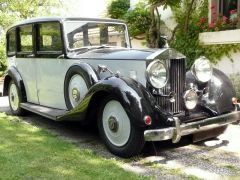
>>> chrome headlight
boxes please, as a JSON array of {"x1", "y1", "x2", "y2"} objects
[
  {"x1": 146, "y1": 60, "x2": 168, "y2": 89},
  {"x1": 191, "y1": 56, "x2": 212, "y2": 83},
  {"x1": 183, "y1": 89, "x2": 198, "y2": 110}
]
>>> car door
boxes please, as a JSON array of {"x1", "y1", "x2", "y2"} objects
[
  {"x1": 35, "y1": 22, "x2": 70, "y2": 110},
  {"x1": 15, "y1": 24, "x2": 39, "y2": 104}
]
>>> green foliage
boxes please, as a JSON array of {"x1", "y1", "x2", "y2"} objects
[
  {"x1": 108, "y1": 0, "x2": 180, "y2": 47},
  {"x1": 107, "y1": 0, "x2": 151, "y2": 38},
  {"x1": 124, "y1": 2, "x2": 151, "y2": 37},
  {"x1": 230, "y1": 73, "x2": 240, "y2": 99},
  {"x1": 170, "y1": 0, "x2": 208, "y2": 68},
  {"x1": 200, "y1": 43, "x2": 240, "y2": 64},
  {"x1": 0, "y1": 37, "x2": 6, "y2": 75},
  {"x1": 148, "y1": 0, "x2": 180, "y2": 8},
  {"x1": 171, "y1": 0, "x2": 240, "y2": 69},
  {"x1": 107, "y1": 0, "x2": 130, "y2": 19}
]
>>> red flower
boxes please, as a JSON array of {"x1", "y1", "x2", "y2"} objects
[
  {"x1": 209, "y1": 22, "x2": 215, "y2": 29},
  {"x1": 200, "y1": 17, "x2": 206, "y2": 23},
  {"x1": 230, "y1": 9, "x2": 237, "y2": 14},
  {"x1": 222, "y1": 16, "x2": 228, "y2": 22}
]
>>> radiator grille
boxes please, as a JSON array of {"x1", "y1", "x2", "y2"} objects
[{"x1": 156, "y1": 58, "x2": 186, "y2": 114}]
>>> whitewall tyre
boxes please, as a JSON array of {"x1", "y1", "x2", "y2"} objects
[
  {"x1": 8, "y1": 80, "x2": 24, "y2": 115},
  {"x1": 98, "y1": 97, "x2": 145, "y2": 157}
]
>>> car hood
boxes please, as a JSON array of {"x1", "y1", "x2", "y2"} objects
[{"x1": 67, "y1": 47, "x2": 185, "y2": 61}]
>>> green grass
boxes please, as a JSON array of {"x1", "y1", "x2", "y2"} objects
[
  {"x1": 220, "y1": 164, "x2": 240, "y2": 173},
  {"x1": 0, "y1": 113, "x2": 148, "y2": 180}
]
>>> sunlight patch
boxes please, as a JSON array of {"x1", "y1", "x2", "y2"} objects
[
  {"x1": 184, "y1": 167, "x2": 220, "y2": 179},
  {"x1": 204, "y1": 140, "x2": 224, "y2": 147}
]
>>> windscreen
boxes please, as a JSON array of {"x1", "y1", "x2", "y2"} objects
[{"x1": 64, "y1": 21, "x2": 128, "y2": 50}]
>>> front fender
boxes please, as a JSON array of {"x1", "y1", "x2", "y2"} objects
[
  {"x1": 186, "y1": 68, "x2": 235, "y2": 115},
  {"x1": 60, "y1": 76, "x2": 156, "y2": 127}
]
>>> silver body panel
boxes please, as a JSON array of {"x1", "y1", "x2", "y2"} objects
[{"x1": 11, "y1": 57, "x2": 147, "y2": 110}]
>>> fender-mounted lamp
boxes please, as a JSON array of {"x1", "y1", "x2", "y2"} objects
[{"x1": 144, "y1": 115, "x2": 152, "y2": 125}]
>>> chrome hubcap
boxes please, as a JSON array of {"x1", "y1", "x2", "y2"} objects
[
  {"x1": 9, "y1": 83, "x2": 19, "y2": 111},
  {"x1": 108, "y1": 116, "x2": 119, "y2": 132},
  {"x1": 72, "y1": 88, "x2": 80, "y2": 102}
]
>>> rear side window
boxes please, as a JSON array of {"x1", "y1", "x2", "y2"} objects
[
  {"x1": 7, "y1": 29, "x2": 16, "y2": 56},
  {"x1": 38, "y1": 22, "x2": 62, "y2": 52},
  {"x1": 19, "y1": 25, "x2": 33, "y2": 53}
]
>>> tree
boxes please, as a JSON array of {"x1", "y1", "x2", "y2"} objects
[
  {"x1": 107, "y1": 0, "x2": 130, "y2": 19},
  {"x1": 0, "y1": 0, "x2": 62, "y2": 73},
  {"x1": 108, "y1": 0, "x2": 151, "y2": 39},
  {"x1": 147, "y1": 0, "x2": 180, "y2": 47},
  {"x1": 170, "y1": 0, "x2": 208, "y2": 68},
  {"x1": 124, "y1": 2, "x2": 152, "y2": 39}
]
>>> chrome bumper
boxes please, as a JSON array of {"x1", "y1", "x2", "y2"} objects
[{"x1": 144, "y1": 111, "x2": 240, "y2": 143}]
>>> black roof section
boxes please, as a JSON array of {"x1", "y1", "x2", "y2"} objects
[{"x1": 8, "y1": 17, "x2": 126, "y2": 31}]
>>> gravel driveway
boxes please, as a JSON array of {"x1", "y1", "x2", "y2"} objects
[{"x1": 0, "y1": 94, "x2": 240, "y2": 179}]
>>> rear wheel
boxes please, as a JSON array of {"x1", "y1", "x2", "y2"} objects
[
  {"x1": 8, "y1": 80, "x2": 24, "y2": 115},
  {"x1": 98, "y1": 96, "x2": 145, "y2": 157}
]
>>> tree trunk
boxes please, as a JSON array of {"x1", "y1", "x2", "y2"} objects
[
  {"x1": 184, "y1": 0, "x2": 195, "y2": 33},
  {"x1": 155, "y1": 7, "x2": 161, "y2": 47},
  {"x1": 148, "y1": 5, "x2": 157, "y2": 48}
]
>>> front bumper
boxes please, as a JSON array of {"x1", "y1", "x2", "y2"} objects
[{"x1": 144, "y1": 111, "x2": 240, "y2": 143}]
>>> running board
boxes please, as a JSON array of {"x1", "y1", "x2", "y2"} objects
[{"x1": 21, "y1": 103, "x2": 68, "y2": 120}]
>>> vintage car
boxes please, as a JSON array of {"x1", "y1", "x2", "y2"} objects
[{"x1": 3, "y1": 17, "x2": 240, "y2": 157}]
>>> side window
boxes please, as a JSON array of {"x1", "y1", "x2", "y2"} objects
[
  {"x1": 7, "y1": 29, "x2": 16, "y2": 56},
  {"x1": 19, "y1": 25, "x2": 33, "y2": 53},
  {"x1": 38, "y1": 22, "x2": 62, "y2": 53}
]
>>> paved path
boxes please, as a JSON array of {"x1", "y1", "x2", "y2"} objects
[{"x1": 0, "y1": 92, "x2": 240, "y2": 179}]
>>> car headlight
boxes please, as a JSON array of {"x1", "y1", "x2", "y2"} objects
[
  {"x1": 183, "y1": 89, "x2": 198, "y2": 110},
  {"x1": 146, "y1": 60, "x2": 168, "y2": 89},
  {"x1": 191, "y1": 56, "x2": 212, "y2": 83}
]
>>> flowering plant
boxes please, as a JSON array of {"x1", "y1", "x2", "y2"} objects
[{"x1": 197, "y1": 8, "x2": 240, "y2": 32}]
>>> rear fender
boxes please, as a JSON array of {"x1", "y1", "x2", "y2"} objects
[{"x1": 3, "y1": 67, "x2": 27, "y2": 101}]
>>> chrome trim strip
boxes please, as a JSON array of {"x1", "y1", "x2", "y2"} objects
[
  {"x1": 146, "y1": 49, "x2": 168, "y2": 60},
  {"x1": 144, "y1": 111, "x2": 240, "y2": 142},
  {"x1": 146, "y1": 48, "x2": 186, "y2": 60}
]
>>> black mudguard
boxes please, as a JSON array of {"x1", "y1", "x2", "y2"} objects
[
  {"x1": 60, "y1": 76, "x2": 158, "y2": 128},
  {"x1": 186, "y1": 68, "x2": 236, "y2": 115},
  {"x1": 3, "y1": 67, "x2": 27, "y2": 101}
]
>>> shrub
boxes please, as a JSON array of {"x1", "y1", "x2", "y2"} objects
[{"x1": 230, "y1": 73, "x2": 240, "y2": 99}]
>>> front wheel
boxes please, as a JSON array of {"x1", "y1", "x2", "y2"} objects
[
  {"x1": 98, "y1": 97, "x2": 145, "y2": 157},
  {"x1": 8, "y1": 80, "x2": 25, "y2": 115}
]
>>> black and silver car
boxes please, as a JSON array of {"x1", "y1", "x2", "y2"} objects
[{"x1": 3, "y1": 17, "x2": 240, "y2": 157}]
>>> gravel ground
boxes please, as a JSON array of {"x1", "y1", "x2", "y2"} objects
[{"x1": 0, "y1": 94, "x2": 240, "y2": 179}]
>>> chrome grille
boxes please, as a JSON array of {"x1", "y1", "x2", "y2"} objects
[{"x1": 156, "y1": 58, "x2": 186, "y2": 114}]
